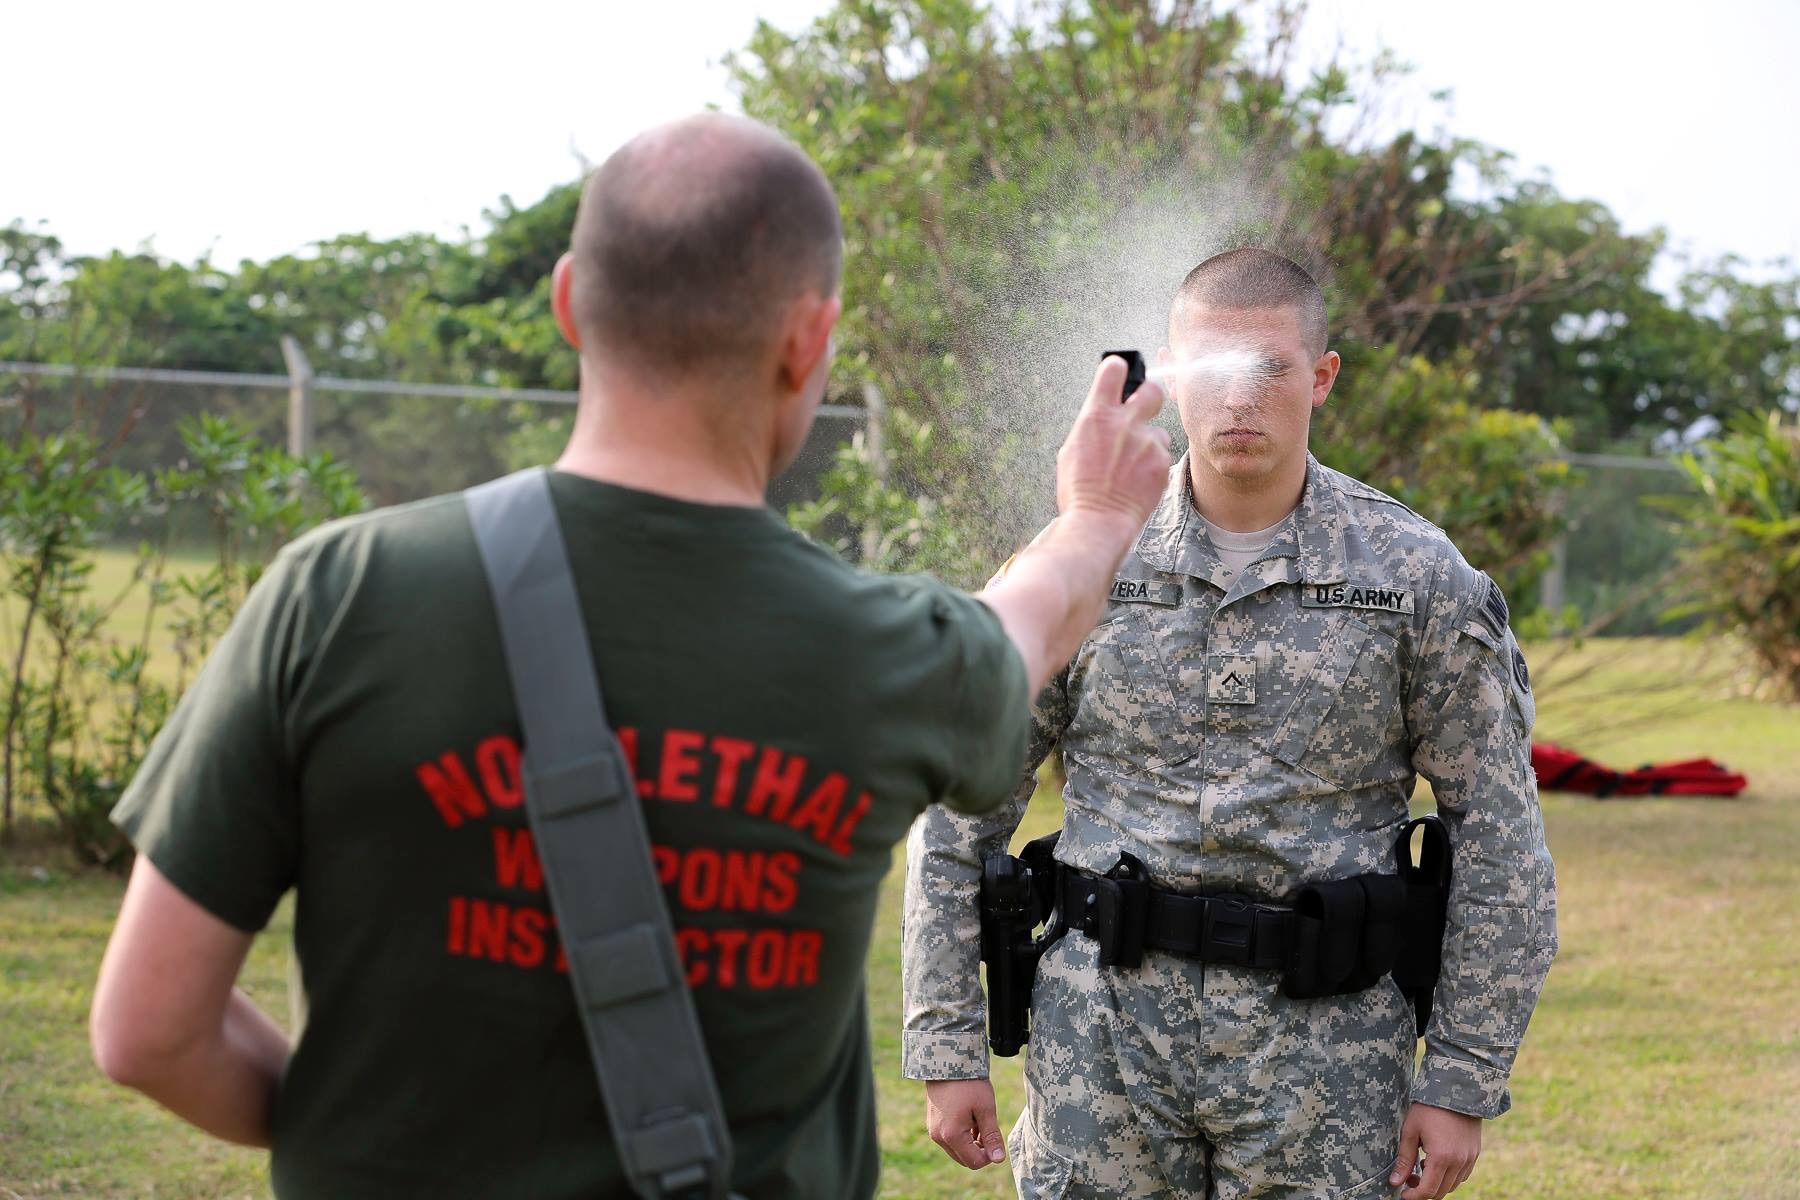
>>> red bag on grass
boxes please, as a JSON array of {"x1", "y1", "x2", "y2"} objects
[{"x1": 1530, "y1": 742, "x2": 1748, "y2": 798}]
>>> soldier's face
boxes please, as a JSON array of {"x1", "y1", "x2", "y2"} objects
[{"x1": 1160, "y1": 305, "x2": 1338, "y2": 486}]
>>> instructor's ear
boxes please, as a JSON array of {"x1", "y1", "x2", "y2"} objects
[
  {"x1": 552, "y1": 253, "x2": 581, "y2": 350},
  {"x1": 777, "y1": 293, "x2": 842, "y2": 392}
]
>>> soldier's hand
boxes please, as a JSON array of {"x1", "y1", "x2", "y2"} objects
[
  {"x1": 1055, "y1": 356, "x2": 1171, "y2": 534},
  {"x1": 924, "y1": 1077, "x2": 1006, "y2": 1170},
  {"x1": 1391, "y1": 1102, "x2": 1481, "y2": 1199}
]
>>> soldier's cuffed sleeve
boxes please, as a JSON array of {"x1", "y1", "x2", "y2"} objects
[
  {"x1": 901, "y1": 672, "x2": 1071, "y2": 1080},
  {"x1": 1404, "y1": 557, "x2": 1558, "y2": 1118}
]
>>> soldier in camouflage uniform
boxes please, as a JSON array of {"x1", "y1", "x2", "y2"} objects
[{"x1": 902, "y1": 250, "x2": 1557, "y2": 1200}]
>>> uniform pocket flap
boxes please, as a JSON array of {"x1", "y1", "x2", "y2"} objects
[{"x1": 1269, "y1": 618, "x2": 1374, "y2": 770}]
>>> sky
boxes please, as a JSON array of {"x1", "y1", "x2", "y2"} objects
[{"x1": 6, "y1": 0, "x2": 1795, "y2": 284}]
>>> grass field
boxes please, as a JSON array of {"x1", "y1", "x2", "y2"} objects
[{"x1": 2, "y1": 560, "x2": 1798, "y2": 1196}]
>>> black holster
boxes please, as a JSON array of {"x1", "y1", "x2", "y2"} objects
[
  {"x1": 978, "y1": 832, "x2": 1062, "y2": 1057},
  {"x1": 1390, "y1": 814, "x2": 1452, "y2": 1035}
]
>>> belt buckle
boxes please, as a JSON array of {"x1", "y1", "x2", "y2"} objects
[{"x1": 1201, "y1": 894, "x2": 1256, "y2": 967}]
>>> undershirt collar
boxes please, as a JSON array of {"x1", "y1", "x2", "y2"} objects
[{"x1": 1199, "y1": 510, "x2": 1291, "y2": 576}]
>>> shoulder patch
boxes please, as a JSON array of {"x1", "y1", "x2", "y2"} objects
[{"x1": 1477, "y1": 575, "x2": 1511, "y2": 639}]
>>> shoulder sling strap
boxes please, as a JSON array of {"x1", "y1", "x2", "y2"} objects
[{"x1": 466, "y1": 468, "x2": 735, "y2": 1200}]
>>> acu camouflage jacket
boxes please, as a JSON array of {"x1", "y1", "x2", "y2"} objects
[{"x1": 902, "y1": 455, "x2": 1558, "y2": 1118}]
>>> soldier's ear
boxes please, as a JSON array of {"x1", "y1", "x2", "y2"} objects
[{"x1": 1310, "y1": 349, "x2": 1340, "y2": 409}]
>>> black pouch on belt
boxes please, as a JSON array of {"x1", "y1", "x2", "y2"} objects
[{"x1": 1279, "y1": 872, "x2": 1408, "y2": 1000}]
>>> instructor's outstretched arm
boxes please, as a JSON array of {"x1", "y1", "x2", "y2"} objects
[
  {"x1": 911, "y1": 355, "x2": 1168, "y2": 1172},
  {"x1": 977, "y1": 355, "x2": 1170, "y2": 695}
]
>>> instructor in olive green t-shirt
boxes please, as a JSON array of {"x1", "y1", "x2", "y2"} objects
[{"x1": 89, "y1": 112, "x2": 1172, "y2": 1199}]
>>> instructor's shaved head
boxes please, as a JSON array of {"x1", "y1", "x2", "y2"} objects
[{"x1": 569, "y1": 113, "x2": 842, "y2": 376}]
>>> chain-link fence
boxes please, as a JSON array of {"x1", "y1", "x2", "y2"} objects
[
  {"x1": 1545, "y1": 454, "x2": 1694, "y2": 636},
  {"x1": 4, "y1": 359, "x2": 1699, "y2": 634},
  {"x1": 0, "y1": 360, "x2": 868, "y2": 535}
]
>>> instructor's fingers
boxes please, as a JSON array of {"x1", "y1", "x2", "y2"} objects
[
  {"x1": 1083, "y1": 356, "x2": 1130, "y2": 411},
  {"x1": 1119, "y1": 376, "x2": 1166, "y2": 424}
]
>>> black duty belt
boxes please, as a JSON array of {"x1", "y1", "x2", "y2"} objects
[
  {"x1": 1058, "y1": 866, "x2": 1295, "y2": 971},
  {"x1": 979, "y1": 819, "x2": 1452, "y2": 1058}
]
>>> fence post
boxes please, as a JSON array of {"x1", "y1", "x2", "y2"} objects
[
  {"x1": 1539, "y1": 530, "x2": 1568, "y2": 615},
  {"x1": 280, "y1": 336, "x2": 315, "y2": 457},
  {"x1": 1539, "y1": 467, "x2": 1570, "y2": 615},
  {"x1": 860, "y1": 380, "x2": 886, "y2": 564}
]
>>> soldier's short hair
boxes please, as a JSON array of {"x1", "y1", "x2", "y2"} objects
[
  {"x1": 569, "y1": 113, "x2": 842, "y2": 375},
  {"x1": 1172, "y1": 248, "x2": 1327, "y2": 356}
]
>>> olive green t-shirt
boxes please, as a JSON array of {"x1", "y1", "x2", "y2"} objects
[{"x1": 113, "y1": 471, "x2": 1029, "y2": 1199}]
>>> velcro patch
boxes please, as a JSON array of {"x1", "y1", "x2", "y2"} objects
[
  {"x1": 1110, "y1": 578, "x2": 1181, "y2": 606},
  {"x1": 1301, "y1": 583, "x2": 1414, "y2": 615},
  {"x1": 1479, "y1": 576, "x2": 1511, "y2": 637},
  {"x1": 1207, "y1": 655, "x2": 1256, "y2": 705}
]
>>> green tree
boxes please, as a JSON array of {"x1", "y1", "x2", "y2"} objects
[
  {"x1": 432, "y1": 185, "x2": 582, "y2": 391},
  {"x1": 1313, "y1": 345, "x2": 1570, "y2": 608},
  {"x1": 1659, "y1": 410, "x2": 1800, "y2": 697},
  {"x1": 230, "y1": 233, "x2": 467, "y2": 380},
  {"x1": 728, "y1": 0, "x2": 1592, "y2": 587},
  {"x1": 0, "y1": 411, "x2": 364, "y2": 861}
]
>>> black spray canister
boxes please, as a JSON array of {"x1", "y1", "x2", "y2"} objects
[{"x1": 1100, "y1": 349, "x2": 1147, "y2": 402}]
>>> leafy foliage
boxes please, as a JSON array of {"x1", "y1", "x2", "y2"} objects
[
  {"x1": 727, "y1": 0, "x2": 1638, "y2": 590},
  {"x1": 1313, "y1": 345, "x2": 1571, "y2": 609},
  {"x1": 0, "y1": 413, "x2": 365, "y2": 863},
  {"x1": 2, "y1": 0, "x2": 1797, "y2": 615},
  {"x1": 788, "y1": 412, "x2": 976, "y2": 583},
  {"x1": 1659, "y1": 411, "x2": 1800, "y2": 697}
]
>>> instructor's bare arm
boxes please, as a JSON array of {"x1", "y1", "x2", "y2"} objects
[
  {"x1": 91, "y1": 856, "x2": 291, "y2": 1147},
  {"x1": 978, "y1": 356, "x2": 1170, "y2": 694}
]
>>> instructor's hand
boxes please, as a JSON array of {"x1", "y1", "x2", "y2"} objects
[
  {"x1": 925, "y1": 1078, "x2": 1006, "y2": 1170},
  {"x1": 1391, "y1": 1103, "x2": 1481, "y2": 1199},
  {"x1": 1055, "y1": 355, "x2": 1171, "y2": 534}
]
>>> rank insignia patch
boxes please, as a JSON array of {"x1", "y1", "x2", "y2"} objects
[{"x1": 1207, "y1": 654, "x2": 1257, "y2": 705}]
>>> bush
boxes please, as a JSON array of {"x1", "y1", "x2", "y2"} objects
[
  {"x1": 1314, "y1": 346, "x2": 1571, "y2": 618},
  {"x1": 1660, "y1": 410, "x2": 1800, "y2": 698},
  {"x1": 787, "y1": 410, "x2": 977, "y2": 583},
  {"x1": 0, "y1": 415, "x2": 365, "y2": 864}
]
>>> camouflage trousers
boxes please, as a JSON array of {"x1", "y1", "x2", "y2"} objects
[{"x1": 1008, "y1": 932, "x2": 1414, "y2": 1199}]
